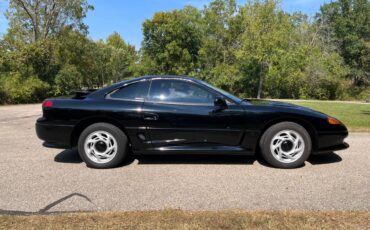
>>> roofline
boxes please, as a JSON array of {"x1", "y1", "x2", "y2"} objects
[{"x1": 138, "y1": 75, "x2": 199, "y2": 81}]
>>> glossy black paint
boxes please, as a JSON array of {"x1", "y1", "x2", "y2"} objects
[{"x1": 36, "y1": 76, "x2": 349, "y2": 155}]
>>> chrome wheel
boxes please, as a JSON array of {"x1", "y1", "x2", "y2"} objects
[
  {"x1": 84, "y1": 131, "x2": 118, "y2": 164},
  {"x1": 270, "y1": 130, "x2": 305, "y2": 163}
]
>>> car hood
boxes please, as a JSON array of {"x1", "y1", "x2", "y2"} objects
[
  {"x1": 243, "y1": 99, "x2": 326, "y2": 115},
  {"x1": 244, "y1": 99, "x2": 301, "y2": 107}
]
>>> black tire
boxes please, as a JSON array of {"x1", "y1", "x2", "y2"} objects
[
  {"x1": 259, "y1": 122, "x2": 311, "y2": 169},
  {"x1": 78, "y1": 122, "x2": 128, "y2": 169}
]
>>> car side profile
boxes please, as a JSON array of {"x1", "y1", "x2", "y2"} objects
[{"x1": 36, "y1": 76, "x2": 349, "y2": 169}]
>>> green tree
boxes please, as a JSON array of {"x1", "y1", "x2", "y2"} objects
[
  {"x1": 106, "y1": 32, "x2": 137, "y2": 82},
  {"x1": 0, "y1": 0, "x2": 368, "y2": 104},
  {"x1": 20, "y1": 40, "x2": 59, "y2": 83},
  {"x1": 1, "y1": 0, "x2": 94, "y2": 102},
  {"x1": 1, "y1": 72, "x2": 50, "y2": 104},
  {"x1": 54, "y1": 64, "x2": 82, "y2": 95},
  {"x1": 198, "y1": 0, "x2": 245, "y2": 94},
  {"x1": 142, "y1": 6, "x2": 203, "y2": 75},
  {"x1": 237, "y1": 0, "x2": 293, "y2": 98},
  {"x1": 317, "y1": 0, "x2": 370, "y2": 86},
  {"x1": 199, "y1": 0, "x2": 239, "y2": 69},
  {"x1": 5, "y1": 0, "x2": 93, "y2": 43},
  {"x1": 54, "y1": 28, "x2": 98, "y2": 87}
]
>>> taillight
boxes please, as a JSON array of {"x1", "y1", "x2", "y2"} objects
[{"x1": 42, "y1": 100, "x2": 53, "y2": 108}]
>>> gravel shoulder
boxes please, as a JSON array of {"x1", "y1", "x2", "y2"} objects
[{"x1": 0, "y1": 104, "x2": 369, "y2": 213}]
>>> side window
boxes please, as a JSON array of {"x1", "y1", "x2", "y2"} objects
[
  {"x1": 109, "y1": 81, "x2": 150, "y2": 100},
  {"x1": 149, "y1": 80, "x2": 217, "y2": 104}
]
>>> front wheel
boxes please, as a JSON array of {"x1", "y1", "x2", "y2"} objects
[
  {"x1": 259, "y1": 122, "x2": 311, "y2": 169},
  {"x1": 78, "y1": 123, "x2": 128, "y2": 169}
]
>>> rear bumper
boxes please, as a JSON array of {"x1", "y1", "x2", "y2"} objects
[
  {"x1": 35, "y1": 118, "x2": 74, "y2": 149},
  {"x1": 314, "y1": 130, "x2": 349, "y2": 154}
]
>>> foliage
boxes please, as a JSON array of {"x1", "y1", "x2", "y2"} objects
[
  {"x1": 1, "y1": 72, "x2": 50, "y2": 104},
  {"x1": 317, "y1": 0, "x2": 370, "y2": 86},
  {"x1": 237, "y1": 0, "x2": 294, "y2": 98},
  {"x1": 142, "y1": 6, "x2": 203, "y2": 75},
  {"x1": 0, "y1": 0, "x2": 369, "y2": 104},
  {"x1": 0, "y1": 82, "x2": 7, "y2": 103},
  {"x1": 54, "y1": 65, "x2": 82, "y2": 95},
  {"x1": 5, "y1": 0, "x2": 93, "y2": 43}
]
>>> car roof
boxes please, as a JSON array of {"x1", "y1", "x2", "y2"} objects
[{"x1": 126, "y1": 75, "x2": 199, "y2": 82}]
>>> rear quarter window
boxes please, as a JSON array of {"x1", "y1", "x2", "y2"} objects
[{"x1": 109, "y1": 80, "x2": 150, "y2": 101}]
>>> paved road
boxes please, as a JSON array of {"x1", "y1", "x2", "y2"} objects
[{"x1": 0, "y1": 104, "x2": 369, "y2": 214}]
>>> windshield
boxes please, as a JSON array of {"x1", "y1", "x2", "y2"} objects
[{"x1": 200, "y1": 80, "x2": 242, "y2": 104}]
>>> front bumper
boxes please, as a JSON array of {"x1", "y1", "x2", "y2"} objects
[
  {"x1": 35, "y1": 117, "x2": 75, "y2": 149},
  {"x1": 314, "y1": 130, "x2": 349, "y2": 154}
]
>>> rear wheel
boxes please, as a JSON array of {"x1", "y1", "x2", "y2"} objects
[
  {"x1": 78, "y1": 123, "x2": 128, "y2": 169},
  {"x1": 259, "y1": 122, "x2": 311, "y2": 168}
]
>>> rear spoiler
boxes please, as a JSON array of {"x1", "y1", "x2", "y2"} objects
[{"x1": 73, "y1": 89, "x2": 98, "y2": 99}]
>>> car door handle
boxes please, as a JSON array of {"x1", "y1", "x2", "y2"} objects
[{"x1": 143, "y1": 113, "x2": 159, "y2": 121}]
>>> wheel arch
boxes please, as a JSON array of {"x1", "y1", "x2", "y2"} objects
[
  {"x1": 70, "y1": 116, "x2": 131, "y2": 148},
  {"x1": 256, "y1": 117, "x2": 318, "y2": 153}
]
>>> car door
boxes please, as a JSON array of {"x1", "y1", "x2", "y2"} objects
[
  {"x1": 104, "y1": 80, "x2": 152, "y2": 152},
  {"x1": 142, "y1": 79, "x2": 246, "y2": 149}
]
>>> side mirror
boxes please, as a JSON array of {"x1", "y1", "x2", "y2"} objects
[{"x1": 214, "y1": 97, "x2": 228, "y2": 111}]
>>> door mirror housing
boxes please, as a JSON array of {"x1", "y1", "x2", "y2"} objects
[{"x1": 214, "y1": 97, "x2": 228, "y2": 111}]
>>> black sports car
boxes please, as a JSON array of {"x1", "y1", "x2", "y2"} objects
[{"x1": 36, "y1": 76, "x2": 349, "y2": 169}]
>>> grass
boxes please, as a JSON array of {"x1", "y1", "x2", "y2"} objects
[
  {"x1": 0, "y1": 210, "x2": 369, "y2": 230},
  {"x1": 278, "y1": 100, "x2": 370, "y2": 132}
]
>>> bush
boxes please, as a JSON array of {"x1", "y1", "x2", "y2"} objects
[
  {"x1": 357, "y1": 89, "x2": 370, "y2": 101},
  {"x1": 54, "y1": 65, "x2": 82, "y2": 96},
  {"x1": 2, "y1": 73, "x2": 50, "y2": 104},
  {"x1": 0, "y1": 87, "x2": 6, "y2": 104},
  {"x1": 344, "y1": 86, "x2": 370, "y2": 101}
]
